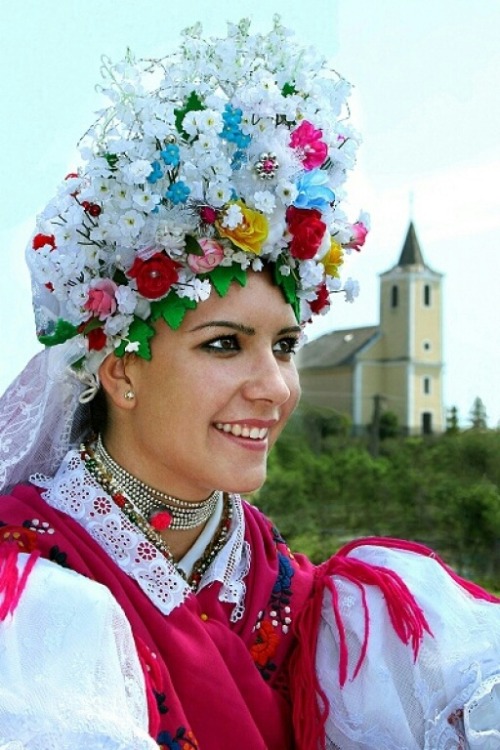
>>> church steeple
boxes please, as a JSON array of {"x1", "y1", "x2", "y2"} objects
[{"x1": 398, "y1": 222, "x2": 425, "y2": 268}]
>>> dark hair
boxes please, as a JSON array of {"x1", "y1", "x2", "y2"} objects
[{"x1": 89, "y1": 387, "x2": 108, "y2": 434}]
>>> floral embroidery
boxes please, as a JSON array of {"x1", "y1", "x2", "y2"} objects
[
  {"x1": 251, "y1": 619, "x2": 280, "y2": 670},
  {"x1": 22, "y1": 518, "x2": 55, "y2": 535},
  {"x1": 0, "y1": 524, "x2": 38, "y2": 552},
  {"x1": 157, "y1": 727, "x2": 199, "y2": 749},
  {"x1": 49, "y1": 545, "x2": 70, "y2": 568},
  {"x1": 250, "y1": 523, "x2": 295, "y2": 681}
]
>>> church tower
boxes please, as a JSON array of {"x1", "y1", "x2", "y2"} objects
[{"x1": 378, "y1": 222, "x2": 444, "y2": 434}]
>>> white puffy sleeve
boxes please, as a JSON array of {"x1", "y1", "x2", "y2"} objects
[
  {"x1": 0, "y1": 554, "x2": 158, "y2": 750},
  {"x1": 316, "y1": 544, "x2": 500, "y2": 750}
]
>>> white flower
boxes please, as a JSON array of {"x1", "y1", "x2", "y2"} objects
[
  {"x1": 344, "y1": 277, "x2": 360, "y2": 303},
  {"x1": 132, "y1": 188, "x2": 161, "y2": 212},
  {"x1": 253, "y1": 191, "x2": 276, "y2": 214},
  {"x1": 115, "y1": 285, "x2": 137, "y2": 314},
  {"x1": 123, "y1": 159, "x2": 153, "y2": 185},
  {"x1": 221, "y1": 204, "x2": 243, "y2": 230},
  {"x1": 119, "y1": 210, "x2": 145, "y2": 237},
  {"x1": 124, "y1": 340, "x2": 140, "y2": 353},
  {"x1": 207, "y1": 182, "x2": 232, "y2": 207},
  {"x1": 276, "y1": 180, "x2": 298, "y2": 206}
]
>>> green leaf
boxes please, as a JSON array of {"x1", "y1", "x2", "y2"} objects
[
  {"x1": 274, "y1": 266, "x2": 300, "y2": 321},
  {"x1": 174, "y1": 91, "x2": 205, "y2": 139},
  {"x1": 38, "y1": 319, "x2": 78, "y2": 347},
  {"x1": 282, "y1": 82, "x2": 298, "y2": 97},
  {"x1": 150, "y1": 294, "x2": 197, "y2": 329},
  {"x1": 103, "y1": 152, "x2": 119, "y2": 170},
  {"x1": 184, "y1": 234, "x2": 203, "y2": 256},
  {"x1": 115, "y1": 317, "x2": 156, "y2": 360},
  {"x1": 205, "y1": 264, "x2": 247, "y2": 297}
]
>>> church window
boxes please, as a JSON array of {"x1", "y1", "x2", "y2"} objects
[
  {"x1": 423, "y1": 376, "x2": 431, "y2": 394},
  {"x1": 423, "y1": 340, "x2": 431, "y2": 351},
  {"x1": 424, "y1": 284, "x2": 431, "y2": 306},
  {"x1": 391, "y1": 285, "x2": 398, "y2": 308}
]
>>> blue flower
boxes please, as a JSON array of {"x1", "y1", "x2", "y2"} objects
[
  {"x1": 293, "y1": 169, "x2": 335, "y2": 210},
  {"x1": 222, "y1": 104, "x2": 243, "y2": 126},
  {"x1": 147, "y1": 160, "x2": 164, "y2": 184},
  {"x1": 165, "y1": 181, "x2": 190, "y2": 205},
  {"x1": 160, "y1": 144, "x2": 180, "y2": 167}
]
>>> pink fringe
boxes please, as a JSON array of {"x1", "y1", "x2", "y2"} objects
[{"x1": 0, "y1": 546, "x2": 40, "y2": 621}]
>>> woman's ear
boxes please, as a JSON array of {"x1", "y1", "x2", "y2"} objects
[{"x1": 98, "y1": 354, "x2": 136, "y2": 410}]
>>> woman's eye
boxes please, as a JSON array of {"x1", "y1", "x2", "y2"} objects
[
  {"x1": 273, "y1": 337, "x2": 299, "y2": 356},
  {"x1": 202, "y1": 335, "x2": 240, "y2": 352}
]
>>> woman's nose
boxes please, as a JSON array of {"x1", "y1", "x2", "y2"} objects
[{"x1": 242, "y1": 352, "x2": 293, "y2": 406}]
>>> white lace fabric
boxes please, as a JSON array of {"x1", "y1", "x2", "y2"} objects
[
  {"x1": 0, "y1": 555, "x2": 157, "y2": 750},
  {"x1": 35, "y1": 449, "x2": 249, "y2": 618},
  {"x1": 316, "y1": 544, "x2": 500, "y2": 750},
  {"x1": 0, "y1": 348, "x2": 89, "y2": 494}
]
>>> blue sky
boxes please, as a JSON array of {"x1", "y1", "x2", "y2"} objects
[{"x1": 1, "y1": 0, "x2": 499, "y2": 425}]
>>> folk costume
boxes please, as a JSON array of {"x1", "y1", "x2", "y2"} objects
[{"x1": 1, "y1": 19, "x2": 500, "y2": 750}]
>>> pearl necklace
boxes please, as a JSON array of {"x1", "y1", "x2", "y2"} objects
[
  {"x1": 81, "y1": 440, "x2": 233, "y2": 591},
  {"x1": 94, "y1": 434, "x2": 220, "y2": 531}
]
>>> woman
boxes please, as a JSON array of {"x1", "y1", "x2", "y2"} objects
[{"x1": 0, "y1": 18, "x2": 499, "y2": 750}]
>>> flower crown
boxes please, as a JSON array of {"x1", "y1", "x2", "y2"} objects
[{"x1": 27, "y1": 17, "x2": 368, "y2": 375}]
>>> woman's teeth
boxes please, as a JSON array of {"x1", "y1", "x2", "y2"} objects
[{"x1": 215, "y1": 423, "x2": 268, "y2": 440}]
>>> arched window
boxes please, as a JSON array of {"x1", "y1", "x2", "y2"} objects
[
  {"x1": 391, "y1": 285, "x2": 398, "y2": 308},
  {"x1": 424, "y1": 284, "x2": 431, "y2": 306},
  {"x1": 423, "y1": 376, "x2": 431, "y2": 395}
]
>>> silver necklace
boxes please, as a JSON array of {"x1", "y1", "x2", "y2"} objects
[{"x1": 94, "y1": 434, "x2": 221, "y2": 531}]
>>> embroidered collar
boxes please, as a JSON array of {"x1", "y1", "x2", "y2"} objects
[{"x1": 34, "y1": 450, "x2": 249, "y2": 619}]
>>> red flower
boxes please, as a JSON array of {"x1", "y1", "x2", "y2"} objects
[
  {"x1": 250, "y1": 620, "x2": 280, "y2": 666},
  {"x1": 32, "y1": 233, "x2": 56, "y2": 251},
  {"x1": 309, "y1": 282, "x2": 331, "y2": 315},
  {"x1": 128, "y1": 253, "x2": 180, "y2": 300},
  {"x1": 286, "y1": 206, "x2": 326, "y2": 260},
  {"x1": 87, "y1": 327, "x2": 107, "y2": 351},
  {"x1": 200, "y1": 205, "x2": 218, "y2": 224}
]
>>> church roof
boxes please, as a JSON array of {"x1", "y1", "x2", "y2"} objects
[
  {"x1": 297, "y1": 325, "x2": 379, "y2": 370},
  {"x1": 397, "y1": 221, "x2": 425, "y2": 267}
]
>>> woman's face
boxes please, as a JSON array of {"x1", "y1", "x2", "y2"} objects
[{"x1": 108, "y1": 271, "x2": 301, "y2": 499}]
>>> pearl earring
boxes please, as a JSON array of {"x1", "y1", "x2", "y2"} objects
[{"x1": 124, "y1": 389, "x2": 135, "y2": 401}]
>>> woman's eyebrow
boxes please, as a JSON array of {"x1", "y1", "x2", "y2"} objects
[{"x1": 188, "y1": 321, "x2": 256, "y2": 335}]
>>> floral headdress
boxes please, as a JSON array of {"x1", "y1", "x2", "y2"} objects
[{"x1": 27, "y1": 17, "x2": 368, "y2": 377}]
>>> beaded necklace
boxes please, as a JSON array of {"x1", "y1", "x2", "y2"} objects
[{"x1": 80, "y1": 440, "x2": 233, "y2": 591}]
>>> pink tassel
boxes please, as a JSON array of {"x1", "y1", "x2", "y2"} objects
[
  {"x1": 0, "y1": 545, "x2": 40, "y2": 621},
  {"x1": 338, "y1": 537, "x2": 500, "y2": 604}
]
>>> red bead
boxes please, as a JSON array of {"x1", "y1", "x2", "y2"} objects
[
  {"x1": 113, "y1": 493, "x2": 126, "y2": 508},
  {"x1": 150, "y1": 511, "x2": 172, "y2": 531}
]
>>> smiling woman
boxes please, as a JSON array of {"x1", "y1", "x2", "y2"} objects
[{"x1": 0, "y1": 18, "x2": 500, "y2": 750}]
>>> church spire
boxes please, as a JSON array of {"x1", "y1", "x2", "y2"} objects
[{"x1": 398, "y1": 222, "x2": 425, "y2": 268}]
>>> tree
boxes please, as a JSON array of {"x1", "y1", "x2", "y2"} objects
[
  {"x1": 446, "y1": 406, "x2": 460, "y2": 435},
  {"x1": 469, "y1": 397, "x2": 488, "y2": 430}
]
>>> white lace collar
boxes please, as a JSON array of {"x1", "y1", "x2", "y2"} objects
[{"x1": 33, "y1": 450, "x2": 250, "y2": 620}]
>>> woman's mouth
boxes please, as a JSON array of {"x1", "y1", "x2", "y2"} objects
[{"x1": 214, "y1": 422, "x2": 269, "y2": 440}]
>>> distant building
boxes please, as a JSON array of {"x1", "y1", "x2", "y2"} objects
[{"x1": 297, "y1": 223, "x2": 445, "y2": 435}]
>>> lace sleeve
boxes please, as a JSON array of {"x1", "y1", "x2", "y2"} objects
[
  {"x1": 316, "y1": 545, "x2": 500, "y2": 750},
  {"x1": 0, "y1": 555, "x2": 157, "y2": 750}
]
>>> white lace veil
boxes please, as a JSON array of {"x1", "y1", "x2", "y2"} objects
[{"x1": 0, "y1": 342, "x2": 94, "y2": 493}]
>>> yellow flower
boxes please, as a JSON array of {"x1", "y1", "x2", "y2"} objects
[
  {"x1": 217, "y1": 201, "x2": 269, "y2": 254},
  {"x1": 321, "y1": 239, "x2": 344, "y2": 277}
]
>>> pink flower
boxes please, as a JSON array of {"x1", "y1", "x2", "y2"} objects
[
  {"x1": 187, "y1": 238, "x2": 225, "y2": 273},
  {"x1": 84, "y1": 279, "x2": 118, "y2": 320},
  {"x1": 345, "y1": 221, "x2": 368, "y2": 251},
  {"x1": 290, "y1": 120, "x2": 328, "y2": 171}
]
